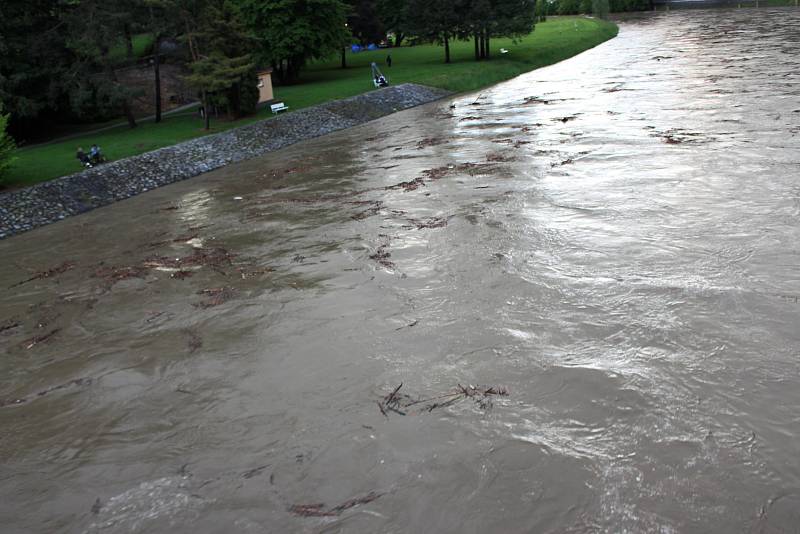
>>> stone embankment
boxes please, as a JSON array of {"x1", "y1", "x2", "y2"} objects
[{"x1": 0, "y1": 83, "x2": 449, "y2": 239}]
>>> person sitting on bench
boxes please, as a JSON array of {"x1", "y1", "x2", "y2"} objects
[
  {"x1": 76, "y1": 147, "x2": 92, "y2": 168},
  {"x1": 88, "y1": 144, "x2": 105, "y2": 165}
]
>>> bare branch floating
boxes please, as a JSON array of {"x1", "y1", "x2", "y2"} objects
[
  {"x1": 289, "y1": 491, "x2": 382, "y2": 517},
  {"x1": 377, "y1": 383, "x2": 509, "y2": 417}
]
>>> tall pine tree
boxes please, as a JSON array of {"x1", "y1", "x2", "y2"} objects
[{"x1": 179, "y1": 0, "x2": 256, "y2": 129}]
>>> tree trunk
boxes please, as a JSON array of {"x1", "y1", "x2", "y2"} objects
[
  {"x1": 202, "y1": 90, "x2": 210, "y2": 130},
  {"x1": 124, "y1": 23, "x2": 134, "y2": 59},
  {"x1": 122, "y1": 100, "x2": 137, "y2": 129},
  {"x1": 341, "y1": 47, "x2": 347, "y2": 69},
  {"x1": 486, "y1": 33, "x2": 490, "y2": 59},
  {"x1": 104, "y1": 58, "x2": 137, "y2": 129},
  {"x1": 479, "y1": 31, "x2": 486, "y2": 59},
  {"x1": 474, "y1": 33, "x2": 479, "y2": 60},
  {"x1": 154, "y1": 35, "x2": 162, "y2": 123},
  {"x1": 444, "y1": 33, "x2": 450, "y2": 63},
  {"x1": 288, "y1": 55, "x2": 304, "y2": 83},
  {"x1": 394, "y1": 33, "x2": 404, "y2": 47}
]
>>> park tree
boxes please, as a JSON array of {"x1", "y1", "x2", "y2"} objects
[
  {"x1": 534, "y1": 0, "x2": 549, "y2": 21},
  {"x1": 347, "y1": 0, "x2": 386, "y2": 46},
  {"x1": 407, "y1": 0, "x2": 463, "y2": 63},
  {"x1": 376, "y1": 0, "x2": 411, "y2": 46},
  {"x1": 0, "y1": 0, "x2": 73, "y2": 140},
  {"x1": 65, "y1": 0, "x2": 145, "y2": 129},
  {"x1": 143, "y1": 0, "x2": 183, "y2": 123},
  {"x1": 491, "y1": 0, "x2": 538, "y2": 42},
  {"x1": 179, "y1": 0, "x2": 256, "y2": 129},
  {"x1": 236, "y1": 0, "x2": 351, "y2": 84},
  {"x1": 0, "y1": 103, "x2": 16, "y2": 185},
  {"x1": 468, "y1": 0, "x2": 537, "y2": 60},
  {"x1": 592, "y1": 0, "x2": 610, "y2": 17},
  {"x1": 463, "y1": 0, "x2": 491, "y2": 60}
]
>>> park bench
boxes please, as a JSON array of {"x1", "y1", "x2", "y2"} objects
[{"x1": 270, "y1": 102, "x2": 289, "y2": 114}]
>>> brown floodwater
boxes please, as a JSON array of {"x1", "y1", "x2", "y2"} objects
[{"x1": 2, "y1": 8, "x2": 800, "y2": 533}]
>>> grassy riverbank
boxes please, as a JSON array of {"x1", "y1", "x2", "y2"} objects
[{"x1": 5, "y1": 17, "x2": 617, "y2": 189}]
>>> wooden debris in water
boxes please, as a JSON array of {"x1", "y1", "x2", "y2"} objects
[
  {"x1": 421, "y1": 166, "x2": 450, "y2": 180},
  {"x1": 651, "y1": 128, "x2": 707, "y2": 145},
  {"x1": 377, "y1": 383, "x2": 509, "y2": 417},
  {"x1": 352, "y1": 200, "x2": 385, "y2": 218},
  {"x1": 0, "y1": 377, "x2": 92, "y2": 408},
  {"x1": 408, "y1": 216, "x2": 448, "y2": 229},
  {"x1": 0, "y1": 319, "x2": 21, "y2": 334},
  {"x1": 386, "y1": 178, "x2": 425, "y2": 192},
  {"x1": 241, "y1": 465, "x2": 270, "y2": 479},
  {"x1": 289, "y1": 491, "x2": 382, "y2": 517},
  {"x1": 195, "y1": 287, "x2": 237, "y2": 308},
  {"x1": 184, "y1": 329, "x2": 203, "y2": 353},
  {"x1": 416, "y1": 137, "x2": 446, "y2": 149},
  {"x1": 369, "y1": 244, "x2": 394, "y2": 269},
  {"x1": 93, "y1": 264, "x2": 148, "y2": 285},
  {"x1": 486, "y1": 153, "x2": 512, "y2": 163},
  {"x1": 9, "y1": 261, "x2": 75, "y2": 289},
  {"x1": 237, "y1": 266, "x2": 274, "y2": 279},
  {"x1": 143, "y1": 247, "x2": 234, "y2": 270},
  {"x1": 552, "y1": 158, "x2": 574, "y2": 167},
  {"x1": 146, "y1": 232, "x2": 200, "y2": 248},
  {"x1": 22, "y1": 328, "x2": 61, "y2": 349},
  {"x1": 522, "y1": 96, "x2": 551, "y2": 105}
]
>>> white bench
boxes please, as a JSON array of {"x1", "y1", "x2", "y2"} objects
[{"x1": 270, "y1": 102, "x2": 289, "y2": 114}]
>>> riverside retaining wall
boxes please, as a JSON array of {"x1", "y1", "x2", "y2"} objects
[{"x1": 0, "y1": 83, "x2": 450, "y2": 240}]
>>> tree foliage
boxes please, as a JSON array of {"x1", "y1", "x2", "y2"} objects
[
  {"x1": 143, "y1": 0, "x2": 184, "y2": 123},
  {"x1": 236, "y1": 0, "x2": 350, "y2": 84},
  {"x1": 553, "y1": 0, "x2": 647, "y2": 14},
  {"x1": 407, "y1": 0, "x2": 537, "y2": 63},
  {"x1": 65, "y1": 0, "x2": 146, "y2": 128},
  {"x1": 0, "y1": 0, "x2": 73, "y2": 140},
  {"x1": 0, "y1": 104, "x2": 16, "y2": 185},
  {"x1": 376, "y1": 0, "x2": 411, "y2": 46},
  {"x1": 179, "y1": 0, "x2": 256, "y2": 129},
  {"x1": 346, "y1": 0, "x2": 386, "y2": 46}
]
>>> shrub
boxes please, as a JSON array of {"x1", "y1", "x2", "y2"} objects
[{"x1": 0, "y1": 107, "x2": 17, "y2": 185}]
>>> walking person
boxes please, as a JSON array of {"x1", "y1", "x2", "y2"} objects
[{"x1": 386, "y1": 54, "x2": 392, "y2": 68}]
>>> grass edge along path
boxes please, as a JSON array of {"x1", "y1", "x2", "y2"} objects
[{"x1": 5, "y1": 17, "x2": 618, "y2": 189}]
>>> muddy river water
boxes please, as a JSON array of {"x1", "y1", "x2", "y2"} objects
[{"x1": 2, "y1": 8, "x2": 800, "y2": 533}]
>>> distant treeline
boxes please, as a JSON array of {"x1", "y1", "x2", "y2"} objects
[
  {"x1": 0, "y1": 0, "x2": 541, "y2": 143},
  {"x1": 545, "y1": 0, "x2": 652, "y2": 15}
]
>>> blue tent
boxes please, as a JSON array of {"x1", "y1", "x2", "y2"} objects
[
  {"x1": 367, "y1": 43, "x2": 378, "y2": 51},
  {"x1": 351, "y1": 44, "x2": 362, "y2": 53}
]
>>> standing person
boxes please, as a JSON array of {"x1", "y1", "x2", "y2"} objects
[{"x1": 386, "y1": 54, "x2": 392, "y2": 67}]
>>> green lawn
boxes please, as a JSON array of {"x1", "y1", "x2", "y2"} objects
[{"x1": 4, "y1": 17, "x2": 617, "y2": 189}]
